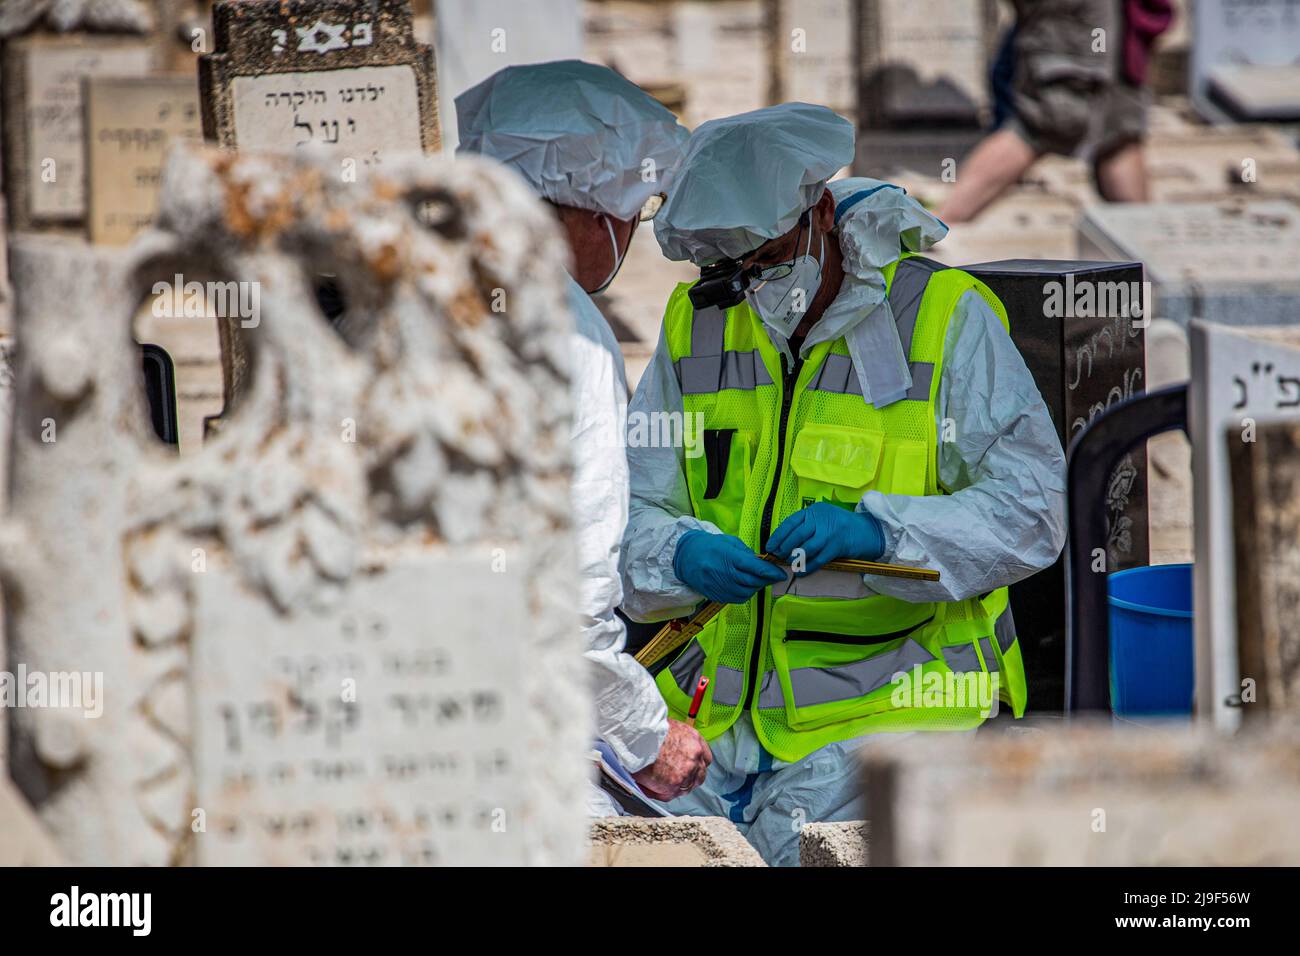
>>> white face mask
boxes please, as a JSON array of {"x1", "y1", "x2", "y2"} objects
[
  {"x1": 591, "y1": 214, "x2": 627, "y2": 294},
  {"x1": 745, "y1": 225, "x2": 824, "y2": 339}
]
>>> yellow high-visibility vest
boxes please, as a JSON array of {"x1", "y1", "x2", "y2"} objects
[{"x1": 655, "y1": 253, "x2": 1027, "y2": 762}]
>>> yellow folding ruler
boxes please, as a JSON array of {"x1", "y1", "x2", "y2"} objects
[{"x1": 633, "y1": 555, "x2": 940, "y2": 669}]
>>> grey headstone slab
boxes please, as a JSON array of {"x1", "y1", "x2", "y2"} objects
[
  {"x1": 1189, "y1": 321, "x2": 1300, "y2": 732},
  {"x1": 856, "y1": 0, "x2": 999, "y2": 127},
  {"x1": 0, "y1": 34, "x2": 156, "y2": 231},
  {"x1": 199, "y1": 0, "x2": 440, "y2": 155},
  {"x1": 1209, "y1": 65, "x2": 1300, "y2": 122},
  {"x1": 1191, "y1": 0, "x2": 1300, "y2": 121}
]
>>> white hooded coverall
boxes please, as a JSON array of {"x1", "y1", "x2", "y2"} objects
[{"x1": 620, "y1": 178, "x2": 1068, "y2": 865}]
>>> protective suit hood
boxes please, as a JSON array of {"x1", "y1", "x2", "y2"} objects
[
  {"x1": 654, "y1": 103, "x2": 853, "y2": 265},
  {"x1": 455, "y1": 60, "x2": 688, "y2": 221},
  {"x1": 790, "y1": 178, "x2": 949, "y2": 407}
]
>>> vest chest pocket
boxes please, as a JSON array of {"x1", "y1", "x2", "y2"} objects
[
  {"x1": 688, "y1": 429, "x2": 753, "y2": 528},
  {"x1": 790, "y1": 424, "x2": 881, "y2": 505},
  {"x1": 790, "y1": 423, "x2": 928, "y2": 502}
]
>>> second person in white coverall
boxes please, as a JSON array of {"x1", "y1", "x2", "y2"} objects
[
  {"x1": 456, "y1": 61, "x2": 711, "y2": 807},
  {"x1": 620, "y1": 104, "x2": 1067, "y2": 865}
]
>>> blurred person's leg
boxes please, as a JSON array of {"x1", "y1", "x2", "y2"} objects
[
  {"x1": 1092, "y1": 79, "x2": 1150, "y2": 202},
  {"x1": 939, "y1": 0, "x2": 1114, "y2": 223},
  {"x1": 1094, "y1": 141, "x2": 1148, "y2": 201},
  {"x1": 937, "y1": 129, "x2": 1039, "y2": 223}
]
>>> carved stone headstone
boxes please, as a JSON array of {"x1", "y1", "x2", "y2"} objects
[
  {"x1": 0, "y1": 34, "x2": 156, "y2": 230},
  {"x1": 864, "y1": 725, "x2": 1300, "y2": 865},
  {"x1": 1191, "y1": 0, "x2": 1300, "y2": 122},
  {"x1": 2, "y1": 145, "x2": 584, "y2": 865},
  {"x1": 1078, "y1": 201, "x2": 1300, "y2": 328},
  {"x1": 855, "y1": 0, "x2": 998, "y2": 127},
  {"x1": 1230, "y1": 421, "x2": 1300, "y2": 721},
  {"x1": 85, "y1": 75, "x2": 203, "y2": 245},
  {"x1": 769, "y1": 0, "x2": 856, "y2": 116},
  {"x1": 199, "y1": 0, "x2": 440, "y2": 160},
  {"x1": 1189, "y1": 321, "x2": 1300, "y2": 732},
  {"x1": 851, "y1": 0, "x2": 998, "y2": 177},
  {"x1": 964, "y1": 259, "x2": 1148, "y2": 711}
]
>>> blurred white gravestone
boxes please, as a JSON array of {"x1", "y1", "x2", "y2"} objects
[
  {"x1": 0, "y1": 35, "x2": 155, "y2": 229},
  {"x1": 2, "y1": 145, "x2": 585, "y2": 865},
  {"x1": 1189, "y1": 321, "x2": 1300, "y2": 731},
  {"x1": 1191, "y1": 0, "x2": 1300, "y2": 122},
  {"x1": 771, "y1": 0, "x2": 856, "y2": 116},
  {"x1": 856, "y1": 0, "x2": 997, "y2": 126},
  {"x1": 865, "y1": 726, "x2": 1300, "y2": 865},
  {"x1": 433, "y1": 0, "x2": 581, "y2": 153},
  {"x1": 85, "y1": 76, "x2": 204, "y2": 245},
  {"x1": 1079, "y1": 201, "x2": 1300, "y2": 328}
]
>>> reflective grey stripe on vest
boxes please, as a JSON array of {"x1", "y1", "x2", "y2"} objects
[
  {"x1": 807, "y1": 356, "x2": 934, "y2": 402},
  {"x1": 942, "y1": 643, "x2": 982, "y2": 673},
  {"x1": 712, "y1": 664, "x2": 746, "y2": 709},
  {"x1": 980, "y1": 638, "x2": 999, "y2": 674},
  {"x1": 890, "y1": 256, "x2": 945, "y2": 358},
  {"x1": 669, "y1": 640, "x2": 707, "y2": 695},
  {"x1": 807, "y1": 353, "x2": 860, "y2": 394},
  {"x1": 994, "y1": 604, "x2": 1017, "y2": 652},
  {"x1": 775, "y1": 638, "x2": 935, "y2": 709},
  {"x1": 676, "y1": 349, "x2": 773, "y2": 394},
  {"x1": 691, "y1": 305, "x2": 726, "y2": 356},
  {"x1": 802, "y1": 255, "x2": 942, "y2": 402},
  {"x1": 772, "y1": 567, "x2": 872, "y2": 600}
]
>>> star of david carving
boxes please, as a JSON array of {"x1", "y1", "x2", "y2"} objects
[{"x1": 296, "y1": 17, "x2": 349, "y2": 55}]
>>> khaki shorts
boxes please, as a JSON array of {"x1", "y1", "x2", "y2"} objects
[{"x1": 1004, "y1": 0, "x2": 1144, "y2": 158}]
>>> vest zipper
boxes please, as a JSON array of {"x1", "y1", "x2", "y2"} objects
[{"x1": 744, "y1": 350, "x2": 802, "y2": 711}]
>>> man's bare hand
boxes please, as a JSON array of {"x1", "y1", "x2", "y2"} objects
[{"x1": 632, "y1": 719, "x2": 713, "y2": 802}]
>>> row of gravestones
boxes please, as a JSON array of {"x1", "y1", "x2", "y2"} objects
[{"x1": 0, "y1": 0, "x2": 589, "y2": 867}]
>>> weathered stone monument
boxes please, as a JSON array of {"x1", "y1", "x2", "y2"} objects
[
  {"x1": 589, "y1": 818, "x2": 766, "y2": 867},
  {"x1": 1189, "y1": 322, "x2": 1300, "y2": 731},
  {"x1": 964, "y1": 260, "x2": 1148, "y2": 711},
  {"x1": 199, "y1": 0, "x2": 440, "y2": 160},
  {"x1": 2, "y1": 144, "x2": 585, "y2": 865},
  {"x1": 0, "y1": 1, "x2": 160, "y2": 232}
]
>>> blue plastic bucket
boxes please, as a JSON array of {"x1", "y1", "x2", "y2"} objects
[{"x1": 1107, "y1": 563, "x2": 1193, "y2": 717}]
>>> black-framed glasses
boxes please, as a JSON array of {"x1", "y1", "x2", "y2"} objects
[{"x1": 749, "y1": 217, "x2": 807, "y2": 286}]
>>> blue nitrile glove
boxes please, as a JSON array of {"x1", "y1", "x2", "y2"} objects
[
  {"x1": 673, "y1": 530, "x2": 788, "y2": 605},
  {"x1": 766, "y1": 502, "x2": 886, "y2": 575}
]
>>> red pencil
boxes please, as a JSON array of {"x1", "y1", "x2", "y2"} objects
[{"x1": 688, "y1": 676, "x2": 709, "y2": 727}]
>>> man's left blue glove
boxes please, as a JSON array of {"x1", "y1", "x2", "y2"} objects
[{"x1": 766, "y1": 502, "x2": 886, "y2": 575}]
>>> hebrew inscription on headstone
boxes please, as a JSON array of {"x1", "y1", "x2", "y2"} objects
[
  {"x1": 1189, "y1": 322, "x2": 1300, "y2": 732},
  {"x1": 85, "y1": 76, "x2": 204, "y2": 245},
  {"x1": 199, "y1": 0, "x2": 440, "y2": 160}
]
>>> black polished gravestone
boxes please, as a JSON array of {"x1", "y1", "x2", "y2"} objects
[{"x1": 963, "y1": 260, "x2": 1149, "y2": 712}]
